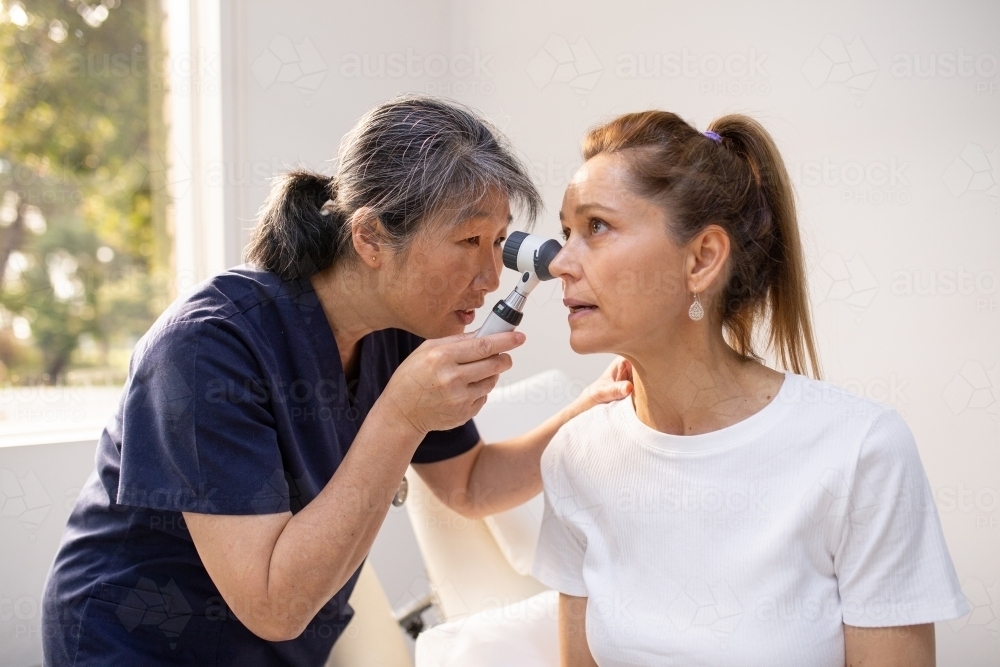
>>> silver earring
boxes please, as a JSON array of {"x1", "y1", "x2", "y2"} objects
[{"x1": 688, "y1": 292, "x2": 704, "y2": 321}]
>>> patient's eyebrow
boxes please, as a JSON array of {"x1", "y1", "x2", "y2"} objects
[
  {"x1": 559, "y1": 202, "x2": 618, "y2": 222},
  {"x1": 574, "y1": 202, "x2": 618, "y2": 216}
]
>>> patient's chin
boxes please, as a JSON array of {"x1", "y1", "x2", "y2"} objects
[{"x1": 567, "y1": 330, "x2": 610, "y2": 355}]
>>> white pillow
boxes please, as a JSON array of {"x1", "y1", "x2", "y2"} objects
[{"x1": 414, "y1": 590, "x2": 558, "y2": 667}]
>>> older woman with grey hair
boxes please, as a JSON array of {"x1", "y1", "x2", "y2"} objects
[{"x1": 41, "y1": 95, "x2": 633, "y2": 666}]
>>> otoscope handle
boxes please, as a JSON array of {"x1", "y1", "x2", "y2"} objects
[{"x1": 474, "y1": 300, "x2": 524, "y2": 338}]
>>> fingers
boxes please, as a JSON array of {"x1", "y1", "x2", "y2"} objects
[
  {"x1": 447, "y1": 331, "x2": 526, "y2": 365},
  {"x1": 467, "y1": 373, "x2": 500, "y2": 404},
  {"x1": 456, "y1": 352, "x2": 513, "y2": 385},
  {"x1": 399, "y1": 330, "x2": 522, "y2": 432},
  {"x1": 612, "y1": 357, "x2": 633, "y2": 383}
]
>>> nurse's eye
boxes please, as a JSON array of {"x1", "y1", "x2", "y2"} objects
[{"x1": 560, "y1": 227, "x2": 570, "y2": 241}]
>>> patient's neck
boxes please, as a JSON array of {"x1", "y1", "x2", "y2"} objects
[{"x1": 626, "y1": 325, "x2": 781, "y2": 437}]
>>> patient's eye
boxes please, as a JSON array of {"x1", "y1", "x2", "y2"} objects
[
  {"x1": 494, "y1": 236, "x2": 506, "y2": 247},
  {"x1": 464, "y1": 236, "x2": 479, "y2": 246}
]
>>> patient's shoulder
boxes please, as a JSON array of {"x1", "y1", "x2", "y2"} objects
[
  {"x1": 541, "y1": 399, "x2": 626, "y2": 477},
  {"x1": 561, "y1": 398, "x2": 623, "y2": 441}
]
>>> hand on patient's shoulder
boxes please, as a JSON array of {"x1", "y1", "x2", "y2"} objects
[{"x1": 564, "y1": 356, "x2": 633, "y2": 422}]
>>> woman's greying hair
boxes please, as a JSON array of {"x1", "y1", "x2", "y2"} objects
[
  {"x1": 583, "y1": 111, "x2": 821, "y2": 379},
  {"x1": 246, "y1": 95, "x2": 541, "y2": 280}
]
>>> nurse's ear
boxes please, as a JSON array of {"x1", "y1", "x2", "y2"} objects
[{"x1": 349, "y1": 206, "x2": 391, "y2": 269}]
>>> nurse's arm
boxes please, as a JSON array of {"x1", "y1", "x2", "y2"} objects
[
  {"x1": 413, "y1": 356, "x2": 632, "y2": 519},
  {"x1": 843, "y1": 623, "x2": 935, "y2": 666},
  {"x1": 183, "y1": 399, "x2": 427, "y2": 642},
  {"x1": 412, "y1": 408, "x2": 585, "y2": 518}
]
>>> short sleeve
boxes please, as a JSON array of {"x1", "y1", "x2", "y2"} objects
[
  {"x1": 531, "y1": 432, "x2": 589, "y2": 597},
  {"x1": 834, "y1": 408, "x2": 971, "y2": 627},
  {"x1": 410, "y1": 419, "x2": 481, "y2": 464},
  {"x1": 117, "y1": 320, "x2": 286, "y2": 515}
]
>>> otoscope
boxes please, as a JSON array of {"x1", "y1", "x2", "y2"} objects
[{"x1": 475, "y1": 231, "x2": 563, "y2": 338}]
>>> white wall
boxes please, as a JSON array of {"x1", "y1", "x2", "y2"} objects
[
  {"x1": 226, "y1": 1, "x2": 999, "y2": 663},
  {"x1": 0, "y1": 440, "x2": 101, "y2": 667}
]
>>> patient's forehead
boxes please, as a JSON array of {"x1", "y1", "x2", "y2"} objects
[{"x1": 562, "y1": 154, "x2": 663, "y2": 225}]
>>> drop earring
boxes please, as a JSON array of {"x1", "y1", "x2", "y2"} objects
[{"x1": 688, "y1": 292, "x2": 704, "y2": 321}]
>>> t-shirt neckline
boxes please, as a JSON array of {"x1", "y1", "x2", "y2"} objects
[{"x1": 619, "y1": 371, "x2": 795, "y2": 454}]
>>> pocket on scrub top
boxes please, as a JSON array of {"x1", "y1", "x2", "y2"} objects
[{"x1": 72, "y1": 581, "x2": 221, "y2": 666}]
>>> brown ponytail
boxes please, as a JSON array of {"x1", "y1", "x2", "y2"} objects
[{"x1": 583, "y1": 111, "x2": 822, "y2": 379}]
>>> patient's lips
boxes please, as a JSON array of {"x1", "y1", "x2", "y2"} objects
[{"x1": 563, "y1": 297, "x2": 598, "y2": 320}]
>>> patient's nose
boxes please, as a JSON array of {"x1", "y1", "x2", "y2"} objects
[{"x1": 547, "y1": 244, "x2": 575, "y2": 280}]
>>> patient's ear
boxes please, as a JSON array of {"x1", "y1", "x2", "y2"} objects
[{"x1": 685, "y1": 224, "x2": 730, "y2": 293}]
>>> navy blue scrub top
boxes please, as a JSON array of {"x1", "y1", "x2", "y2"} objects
[{"x1": 41, "y1": 267, "x2": 480, "y2": 667}]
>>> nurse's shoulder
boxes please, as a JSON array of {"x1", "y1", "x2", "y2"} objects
[{"x1": 128, "y1": 267, "x2": 290, "y2": 364}]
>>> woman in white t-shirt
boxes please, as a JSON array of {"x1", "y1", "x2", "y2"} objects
[{"x1": 531, "y1": 112, "x2": 969, "y2": 666}]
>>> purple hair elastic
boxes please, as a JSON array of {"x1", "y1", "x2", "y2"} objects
[{"x1": 703, "y1": 130, "x2": 722, "y2": 144}]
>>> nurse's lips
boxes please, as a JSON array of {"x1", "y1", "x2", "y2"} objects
[{"x1": 454, "y1": 302, "x2": 483, "y2": 325}]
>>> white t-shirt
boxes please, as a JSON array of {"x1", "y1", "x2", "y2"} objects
[{"x1": 532, "y1": 370, "x2": 969, "y2": 667}]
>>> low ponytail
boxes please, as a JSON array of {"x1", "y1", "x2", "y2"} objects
[
  {"x1": 582, "y1": 111, "x2": 822, "y2": 380},
  {"x1": 244, "y1": 170, "x2": 343, "y2": 281},
  {"x1": 708, "y1": 116, "x2": 822, "y2": 379}
]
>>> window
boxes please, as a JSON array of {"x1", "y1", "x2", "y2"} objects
[{"x1": 0, "y1": 0, "x2": 170, "y2": 443}]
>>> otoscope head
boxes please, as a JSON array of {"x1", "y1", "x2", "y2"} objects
[{"x1": 502, "y1": 231, "x2": 562, "y2": 281}]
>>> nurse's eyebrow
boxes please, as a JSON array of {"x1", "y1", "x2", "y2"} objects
[{"x1": 459, "y1": 209, "x2": 512, "y2": 222}]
